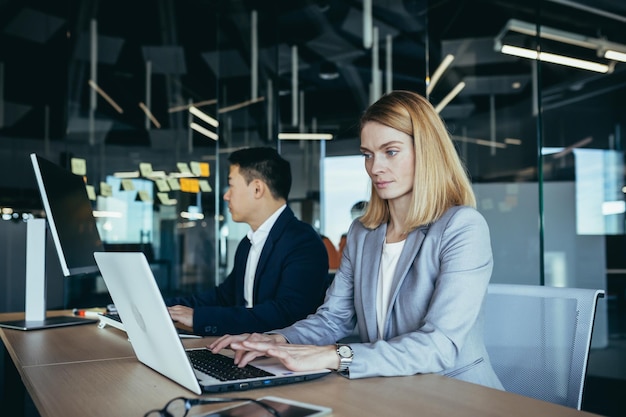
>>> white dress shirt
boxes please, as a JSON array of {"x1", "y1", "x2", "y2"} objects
[{"x1": 243, "y1": 204, "x2": 287, "y2": 307}]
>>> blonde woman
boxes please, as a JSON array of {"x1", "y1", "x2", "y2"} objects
[{"x1": 210, "y1": 91, "x2": 503, "y2": 390}]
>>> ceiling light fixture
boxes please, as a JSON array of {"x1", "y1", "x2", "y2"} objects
[
  {"x1": 434, "y1": 81, "x2": 466, "y2": 113},
  {"x1": 168, "y1": 99, "x2": 217, "y2": 113},
  {"x1": 452, "y1": 135, "x2": 507, "y2": 149},
  {"x1": 278, "y1": 133, "x2": 334, "y2": 140},
  {"x1": 190, "y1": 122, "x2": 218, "y2": 140},
  {"x1": 189, "y1": 106, "x2": 219, "y2": 127},
  {"x1": 604, "y1": 49, "x2": 626, "y2": 62},
  {"x1": 504, "y1": 137, "x2": 523, "y2": 145},
  {"x1": 549, "y1": 136, "x2": 593, "y2": 159},
  {"x1": 138, "y1": 102, "x2": 161, "y2": 128},
  {"x1": 495, "y1": 19, "x2": 626, "y2": 73},
  {"x1": 218, "y1": 97, "x2": 265, "y2": 114},
  {"x1": 500, "y1": 45, "x2": 610, "y2": 73},
  {"x1": 426, "y1": 54, "x2": 455, "y2": 96},
  {"x1": 88, "y1": 80, "x2": 123, "y2": 113}
]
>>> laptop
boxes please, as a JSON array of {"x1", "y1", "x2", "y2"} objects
[
  {"x1": 93, "y1": 251, "x2": 331, "y2": 395},
  {"x1": 97, "y1": 311, "x2": 202, "y2": 339}
]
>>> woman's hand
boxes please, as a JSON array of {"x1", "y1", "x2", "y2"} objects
[
  {"x1": 209, "y1": 332, "x2": 284, "y2": 352},
  {"x1": 209, "y1": 333, "x2": 285, "y2": 364},
  {"x1": 240, "y1": 342, "x2": 338, "y2": 371},
  {"x1": 209, "y1": 333, "x2": 339, "y2": 371}
]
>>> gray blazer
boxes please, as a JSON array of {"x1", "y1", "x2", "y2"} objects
[{"x1": 277, "y1": 205, "x2": 504, "y2": 390}]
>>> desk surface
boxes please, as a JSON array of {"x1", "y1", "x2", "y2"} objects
[{"x1": 0, "y1": 311, "x2": 604, "y2": 417}]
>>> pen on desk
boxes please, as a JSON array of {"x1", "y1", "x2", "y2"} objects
[{"x1": 72, "y1": 308, "x2": 104, "y2": 318}]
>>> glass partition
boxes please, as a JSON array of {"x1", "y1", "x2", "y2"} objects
[{"x1": 1, "y1": 1, "x2": 624, "y2": 348}]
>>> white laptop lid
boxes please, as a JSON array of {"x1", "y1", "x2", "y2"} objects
[
  {"x1": 94, "y1": 251, "x2": 203, "y2": 394},
  {"x1": 94, "y1": 251, "x2": 330, "y2": 395}
]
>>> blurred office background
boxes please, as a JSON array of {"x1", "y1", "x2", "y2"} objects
[{"x1": 0, "y1": 0, "x2": 625, "y2": 415}]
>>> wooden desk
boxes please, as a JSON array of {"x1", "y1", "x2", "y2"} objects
[{"x1": 1, "y1": 312, "x2": 604, "y2": 417}]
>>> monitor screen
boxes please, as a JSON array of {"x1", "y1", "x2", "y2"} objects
[{"x1": 30, "y1": 153, "x2": 104, "y2": 276}]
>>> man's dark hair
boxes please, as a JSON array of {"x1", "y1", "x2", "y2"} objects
[{"x1": 228, "y1": 147, "x2": 292, "y2": 201}]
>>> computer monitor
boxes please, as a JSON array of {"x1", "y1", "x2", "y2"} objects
[
  {"x1": 31, "y1": 153, "x2": 104, "y2": 276},
  {"x1": 0, "y1": 154, "x2": 104, "y2": 330}
]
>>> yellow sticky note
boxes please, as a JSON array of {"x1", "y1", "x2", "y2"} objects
[
  {"x1": 190, "y1": 161, "x2": 201, "y2": 176},
  {"x1": 71, "y1": 158, "x2": 87, "y2": 176},
  {"x1": 156, "y1": 193, "x2": 169, "y2": 204},
  {"x1": 139, "y1": 162, "x2": 153, "y2": 177},
  {"x1": 100, "y1": 182, "x2": 113, "y2": 197},
  {"x1": 167, "y1": 178, "x2": 181, "y2": 191},
  {"x1": 198, "y1": 162, "x2": 210, "y2": 177},
  {"x1": 177, "y1": 162, "x2": 192, "y2": 174},
  {"x1": 137, "y1": 190, "x2": 152, "y2": 202},
  {"x1": 189, "y1": 161, "x2": 210, "y2": 177},
  {"x1": 157, "y1": 192, "x2": 176, "y2": 206},
  {"x1": 155, "y1": 179, "x2": 170, "y2": 192},
  {"x1": 85, "y1": 185, "x2": 96, "y2": 201},
  {"x1": 121, "y1": 179, "x2": 135, "y2": 191},
  {"x1": 199, "y1": 179, "x2": 212, "y2": 192},
  {"x1": 180, "y1": 178, "x2": 200, "y2": 193}
]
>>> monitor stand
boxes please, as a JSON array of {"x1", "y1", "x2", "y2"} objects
[{"x1": 0, "y1": 218, "x2": 97, "y2": 330}]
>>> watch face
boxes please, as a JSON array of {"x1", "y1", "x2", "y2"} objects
[{"x1": 338, "y1": 345, "x2": 352, "y2": 357}]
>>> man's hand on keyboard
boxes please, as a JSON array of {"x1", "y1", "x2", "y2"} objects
[{"x1": 167, "y1": 305, "x2": 194, "y2": 328}]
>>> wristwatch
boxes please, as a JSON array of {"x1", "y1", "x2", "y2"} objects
[{"x1": 336, "y1": 344, "x2": 353, "y2": 373}]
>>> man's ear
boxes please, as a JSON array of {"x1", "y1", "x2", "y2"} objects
[{"x1": 252, "y1": 178, "x2": 265, "y2": 198}]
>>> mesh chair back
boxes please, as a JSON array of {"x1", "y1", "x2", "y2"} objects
[{"x1": 484, "y1": 284, "x2": 604, "y2": 409}]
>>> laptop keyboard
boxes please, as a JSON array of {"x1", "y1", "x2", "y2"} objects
[
  {"x1": 103, "y1": 312, "x2": 122, "y2": 323},
  {"x1": 187, "y1": 349, "x2": 275, "y2": 381}
]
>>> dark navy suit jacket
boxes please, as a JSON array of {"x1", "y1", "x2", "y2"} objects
[{"x1": 165, "y1": 206, "x2": 329, "y2": 336}]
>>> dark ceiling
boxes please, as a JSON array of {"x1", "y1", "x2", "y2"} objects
[{"x1": 1, "y1": 0, "x2": 626, "y2": 151}]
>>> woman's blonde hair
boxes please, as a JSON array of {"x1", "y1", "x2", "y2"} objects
[{"x1": 359, "y1": 90, "x2": 476, "y2": 232}]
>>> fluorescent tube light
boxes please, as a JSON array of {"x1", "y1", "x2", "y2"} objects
[
  {"x1": 502, "y1": 19, "x2": 597, "y2": 49},
  {"x1": 434, "y1": 81, "x2": 466, "y2": 113},
  {"x1": 495, "y1": 19, "x2": 626, "y2": 72},
  {"x1": 452, "y1": 135, "x2": 507, "y2": 149},
  {"x1": 190, "y1": 122, "x2": 218, "y2": 140},
  {"x1": 278, "y1": 133, "x2": 333, "y2": 140},
  {"x1": 550, "y1": 136, "x2": 593, "y2": 159},
  {"x1": 168, "y1": 99, "x2": 217, "y2": 113},
  {"x1": 189, "y1": 106, "x2": 219, "y2": 127},
  {"x1": 218, "y1": 97, "x2": 265, "y2": 114},
  {"x1": 475, "y1": 139, "x2": 507, "y2": 149},
  {"x1": 88, "y1": 80, "x2": 124, "y2": 113},
  {"x1": 604, "y1": 49, "x2": 626, "y2": 62},
  {"x1": 426, "y1": 54, "x2": 455, "y2": 96},
  {"x1": 500, "y1": 45, "x2": 610, "y2": 73},
  {"x1": 138, "y1": 102, "x2": 161, "y2": 128},
  {"x1": 504, "y1": 138, "x2": 522, "y2": 145}
]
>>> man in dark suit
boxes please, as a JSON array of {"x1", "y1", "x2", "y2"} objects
[{"x1": 166, "y1": 147, "x2": 329, "y2": 336}]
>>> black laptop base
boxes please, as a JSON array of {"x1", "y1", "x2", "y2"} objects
[{"x1": 0, "y1": 315, "x2": 97, "y2": 331}]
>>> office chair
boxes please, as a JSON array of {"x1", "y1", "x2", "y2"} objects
[{"x1": 483, "y1": 283, "x2": 604, "y2": 410}]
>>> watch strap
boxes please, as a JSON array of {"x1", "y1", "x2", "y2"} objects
[{"x1": 336, "y1": 344, "x2": 353, "y2": 373}]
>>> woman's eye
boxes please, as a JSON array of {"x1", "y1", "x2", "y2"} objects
[
  {"x1": 387, "y1": 150, "x2": 398, "y2": 156},
  {"x1": 362, "y1": 153, "x2": 372, "y2": 159}
]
